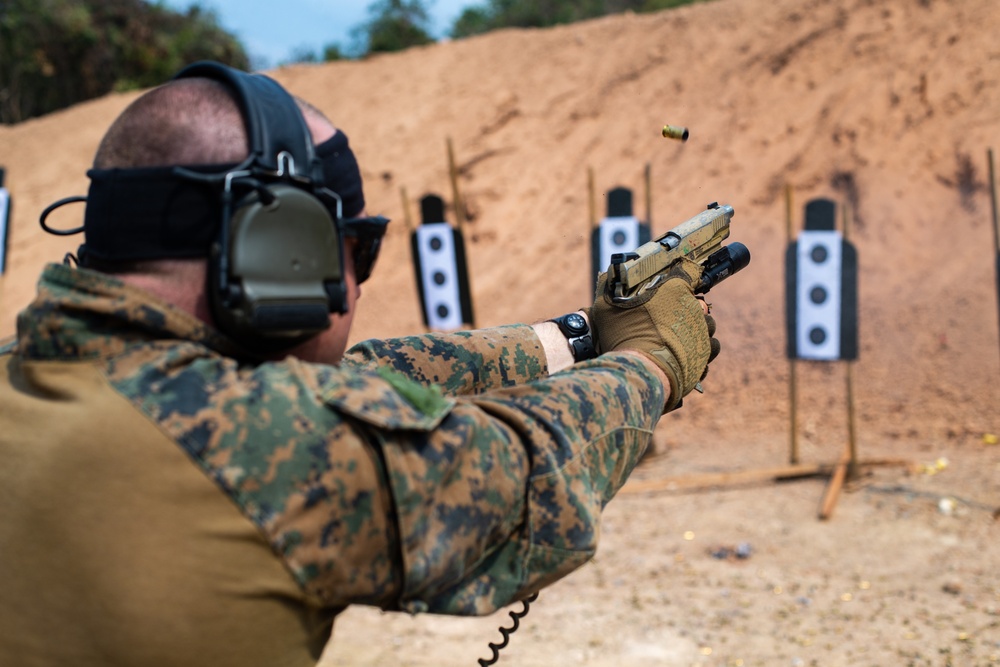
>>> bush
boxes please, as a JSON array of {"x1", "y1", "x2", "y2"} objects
[
  {"x1": 450, "y1": 0, "x2": 709, "y2": 38},
  {"x1": 0, "y1": 0, "x2": 248, "y2": 124}
]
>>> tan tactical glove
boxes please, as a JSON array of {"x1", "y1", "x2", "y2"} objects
[{"x1": 590, "y1": 258, "x2": 717, "y2": 412}]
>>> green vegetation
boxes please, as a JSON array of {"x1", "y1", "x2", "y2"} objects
[
  {"x1": 451, "y1": 0, "x2": 711, "y2": 38},
  {"x1": 359, "y1": 0, "x2": 435, "y2": 55},
  {"x1": 0, "y1": 0, "x2": 248, "y2": 124},
  {"x1": 287, "y1": 0, "x2": 435, "y2": 65},
  {"x1": 300, "y1": 0, "x2": 708, "y2": 64}
]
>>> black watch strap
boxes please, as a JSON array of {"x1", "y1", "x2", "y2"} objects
[{"x1": 548, "y1": 312, "x2": 597, "y2": 362}]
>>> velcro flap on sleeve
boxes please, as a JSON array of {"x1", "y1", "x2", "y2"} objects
[{"x1": 320, "y1": 366, "x2": 454, "y2": 431}]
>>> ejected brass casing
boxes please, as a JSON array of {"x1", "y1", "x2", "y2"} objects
[{"x1": 662, "y1": 125, "x2": 689, "y2": 141}]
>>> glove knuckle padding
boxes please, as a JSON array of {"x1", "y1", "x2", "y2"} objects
[
  {"x1": 666, "y1": 257, "x2": 703, "y2": 287},
  {"x1": 590, "y1": 265, "x2": 711, "y2": 406},
  {"x1": 656, "y1": 282, "x2": 711, "y2": 392}
]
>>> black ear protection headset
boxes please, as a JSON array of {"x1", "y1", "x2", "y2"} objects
[
  {"x1": 173, "y1": 61, "x2": 349, "y2": 351},
  {"x1": 40, "y1": 61, "x2": 354, "y2": 354}
]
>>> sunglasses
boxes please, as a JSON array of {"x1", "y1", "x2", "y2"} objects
[{"x1": 340, "y1": 215, "x2": 389, "y2": 284}]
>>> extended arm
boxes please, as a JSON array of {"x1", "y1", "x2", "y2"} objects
[
  {"x1": 331, "y1": 351, "x2": 668, "y2": 615},
  {"x1": 340, "y1": 318, "x2": 585, "y2": 397}
]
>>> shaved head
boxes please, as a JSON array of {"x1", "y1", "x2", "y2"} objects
[
  {"x1": 93, "y1": 78, "x2": 249, "y2": 169},
  {"x1": 93, "y1": 78, "x2": 338, "y2": 170}
]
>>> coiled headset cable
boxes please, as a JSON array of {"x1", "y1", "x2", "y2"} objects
[{"x1": 476, "y1": 592, "x2": 539, "y2": 666}]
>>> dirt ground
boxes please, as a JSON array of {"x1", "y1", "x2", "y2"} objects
[
  {"x1": 1, "y1": 0, "x2": 998, "y2": 664},
  {"x1": 322, "y1": 434, "x2": 1000, "y2": 666}
]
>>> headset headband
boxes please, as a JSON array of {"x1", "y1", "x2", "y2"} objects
[{"x1": 172, "y1": 61, "x2": 322, "y2": 183}]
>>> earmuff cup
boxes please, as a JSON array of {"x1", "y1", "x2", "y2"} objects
[
  {"x1": 170, "y1": 61, "x2": 349, "y2": 353},
  {"x1": 210, "y1": 183, "x2": 347, "y2": 347}
]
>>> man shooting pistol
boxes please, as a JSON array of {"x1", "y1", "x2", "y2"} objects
[{"x1": 589, "y1": 202, "x2": 750, "y2": 411}]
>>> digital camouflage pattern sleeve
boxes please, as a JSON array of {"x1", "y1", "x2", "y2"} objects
[
  {"x1": 345, "y1": 325, "x2": 664, "y2": 614},
  {"x1": 340, "y1": 326, "x2": 548, "y2": 396},
  {"x1": 338, "y1": 327, "x2": 666, "y2": 613},
  {"x1": 366, "y1": 352, "x2": 665, "y2": 615}
]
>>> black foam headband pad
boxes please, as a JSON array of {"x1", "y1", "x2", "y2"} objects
[
  {"x1": 172, "y1": 61, "x2": 318, "y2": 181},
  {"x1": 80, "y1": 165, "x2": 231, "y2": 261}
]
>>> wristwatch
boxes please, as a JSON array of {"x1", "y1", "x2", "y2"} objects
[{"x1": 548, "y1": 312, "x2": 597, "y2": 362}]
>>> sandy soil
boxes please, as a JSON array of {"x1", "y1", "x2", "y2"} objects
[
  {"x1": 323, "y1": 441, "x2": 1000, "y2": 666},
  {"x1": 1, "y1": 0, "x2": 998, "y2": 664}
]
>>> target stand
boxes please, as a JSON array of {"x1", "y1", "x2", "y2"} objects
[
  {"x1": 782, "y1": 193, "x2": 862, "y2": 518},
  {"x1": 622, "y1": 188, "x2": 913, "y2": 520}
]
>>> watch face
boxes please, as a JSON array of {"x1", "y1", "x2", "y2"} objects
[{"x1": 564, "y1": 313, "x2": 587, "y2": 335}]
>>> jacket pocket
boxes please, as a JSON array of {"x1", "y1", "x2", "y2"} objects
[{"x1": 319, "y1": 366, "x2": 455, "y2": 431}]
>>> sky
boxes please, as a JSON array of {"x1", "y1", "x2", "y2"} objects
[{"x1": 162, "y1": 0, "x2": 477, "y2": 69}]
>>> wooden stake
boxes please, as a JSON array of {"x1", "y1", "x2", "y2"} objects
[
  {"x1": 644, "y1": 163, "x2": 652, "y2": 227},
  {"x1": 588, "y1": 167, "x2": 596, "y2": 230},
  {"x1": 842, "y1": 200, "x2": 859, "y2": 481},
  {"x1": 446, "y1": 137, "x2": 465, "y2": 232},
  {"x1": 989, "y1": 149, "x2": 1000, "y2": 367},
  {"x1": 622, "y1": 459, "x2": 913, "y2": 496},
  {"x1": 444, "y1": 138, "x2": 476, "y2": 329},
  {"x1": 846, "y1": 362, "x2": 860, "y2": 480},
  {"x1": 400, "y1": 186, "x2": 413, "y2": 233},
  {"x1": 785, "y1": 183, "x2": 799, "y2": 464},
  {"x1": 623, "y1": 463, "x2": 833, "y2": 494},
  {"x1": 818, "y1": 451, "x2": 850, "y2": 520}
]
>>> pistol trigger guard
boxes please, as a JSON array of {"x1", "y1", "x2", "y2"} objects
[
  {"x1": 609, "y1": 279, "x2": 636, "y2": 305},
  {"x1": 645, "y1": 275, "x2": 666, "y2": 291}
]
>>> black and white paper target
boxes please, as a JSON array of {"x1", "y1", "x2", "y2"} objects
[
  {"x1": 785, "y1": 198, "x2": 858, "y2": 361},
  {"x1": 795, "y1": 230, "x2": 844, "y2": 360},
  {"x1": 414, "y1": 222, "x2": 463, "y2": 331},
  {"x1": 597, "y1": 216, "x2": 641, "y2": 274}
]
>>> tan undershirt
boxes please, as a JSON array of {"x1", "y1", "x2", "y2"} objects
[{"x1": 0, "y1": 357, "x2": 335, "y2": 667}]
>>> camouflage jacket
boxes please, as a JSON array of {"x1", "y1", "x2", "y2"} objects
[{"x1": 3, "y1": 263, "x2": 664, "y2": 618}]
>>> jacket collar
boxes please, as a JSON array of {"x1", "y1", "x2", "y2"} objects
[{"x1": 16, "y1": 263, "x2": 245, "y2": 361}]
